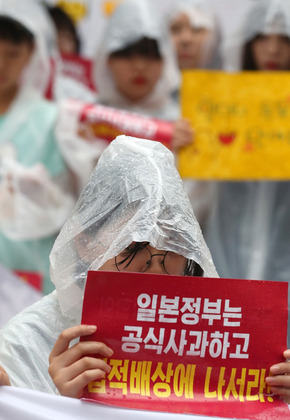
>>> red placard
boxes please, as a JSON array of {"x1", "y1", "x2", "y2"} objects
[
  {"x1": 79, "y1": 103, "x2": 174, "y2": 146},
  {"x1": 81, "y1": 271, "x2": 289, "y2": 419},
  {"x1": 60, "y1": 53, "x2": 97, "y2": 92}
]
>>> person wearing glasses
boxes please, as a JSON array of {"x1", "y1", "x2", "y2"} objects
[
  {"x1": 0, "y1": 135, "x2": 217, "y2": 396},
  {"x1": 1, "y1": 135, "x2": 290, "y2": 400}
]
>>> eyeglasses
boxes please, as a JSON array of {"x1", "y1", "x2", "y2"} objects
[{"x1": 114, "y1": 242, "x2": 187, "y2": 275}]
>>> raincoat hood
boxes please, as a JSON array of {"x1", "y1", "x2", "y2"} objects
[
  {"x1": 50, "y1": 135, "x2": 218, "y2": 320},
  {"x1": 224, "y1": 0, "x2": 290, "y2": 71},
  {"x1": 0, "y1": 0, "x2": 57, "y2": 94},
  {"x1": 94, "y1": 0, "x2": 180, "y2": 119}
]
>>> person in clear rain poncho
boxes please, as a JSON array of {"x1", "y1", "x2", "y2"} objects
[
  {"x1": 56, "y1": 0, "x2": 194, "y2": 192},
  {"x1": 0, "y1": 0, "x2": 74, "y2": 294},
  {"x1": 204, "y1": 0, "x2": 290, "y2": 341},
  {"x1": 1, "y1": 136, "x2": 290, "y2": 401},
  {"x1": 0, "y1": 135, "x2": 218, "y2": 396}
]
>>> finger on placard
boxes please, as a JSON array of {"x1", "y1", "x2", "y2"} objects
[
  {"x1": 270, "y1": 362, "x2": 290, "y2": 376},
  {"x1": 269, "y1": 385, "x2": 290, "y2": 403},
  {"x1": 54, "y1": 340, "x2": 113, "y2": 368},
  {"x1": 57, "y1": 356, "x2": 111, "y2": 384},
  {"x1": 49, "y1": 325, "x2": 96, "y2": 362},
  {"x1": 266, "y1": 373, "x2": 290, "y2": 388},
  {"x1": 67, "y1": 368, "x2": 108, "y2": 398}
]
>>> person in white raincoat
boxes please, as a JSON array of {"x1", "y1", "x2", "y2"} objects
[
  {"x1": 165, "y1": 0, "x2": 222, "y2": 225},
  {"x1": 0, "y1": 0, "x2": 74, "y2": 295},
  {"x1": 204, "y1": 0, "x2": 290, "y2": 343},
  {"x1": 0, "y1": 135, "x2": 218, "y2": 396},
  {"x1": 94, "y1": 0, "x2": 180, "y2": 120},
  {"x1": 56, "y1": 0, "x2": 193, "y2": 192},
  {"x1": 167, "y1": 0, "x2": 221, "y2": 71},
  {"x1": 223, "y1": 0, "x2": 290, "y2": 72}
]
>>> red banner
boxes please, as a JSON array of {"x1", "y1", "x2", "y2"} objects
[
  {"x1": 81, "y1": 272, "x2": 289, "y2": 419},
  {"x1": 79, "y1": 103, "x2": 174, "y2": 146}
]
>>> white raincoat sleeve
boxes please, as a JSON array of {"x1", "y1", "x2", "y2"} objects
[
  {"x1": 55, "y1": 99, "x2": 108, "y2": 193},
  {"x1": 0, "y1": 158, "x2": 75, "y2": 240},
  {"x1": 0, "y1": 135, "x2": 217, "y2": 391}
]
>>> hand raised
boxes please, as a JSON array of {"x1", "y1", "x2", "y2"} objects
[{"x1": 48, "y1": 325, "x2": 113, "y2": 398}]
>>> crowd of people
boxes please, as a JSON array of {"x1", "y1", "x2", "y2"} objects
[{"x1": 1, "y1": 0, "x2": 290, "y2": 408}]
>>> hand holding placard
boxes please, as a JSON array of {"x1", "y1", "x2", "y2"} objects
[
  {"x1": 48, "y1": 324, "x2": 113, "y2": 398},
  {"x1": 78, "y1": 271, "x2": 290, "y2": 419}
]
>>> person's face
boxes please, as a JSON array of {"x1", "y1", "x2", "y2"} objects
[
  {"x1": 170, "y1": 12, "x2": 210, "y2": 69},
  {"x1": 57, "y1": 30, "x2": 77, "y2": 55},
  {"x1": 251, "y1": 34, "x2": 290, "y2": 71},
  {"x1": 108, "y1": 54, "x2": 163, "y2": 102},
  {"x1": 98, "y1": 243, "x2": 187, "y2": 276},
  {"x1": 0, "y1": 40, "x2": 33, "y2": 95}
]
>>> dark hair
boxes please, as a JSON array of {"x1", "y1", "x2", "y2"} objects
[
  {"x1": 242, "y1": 39, "x2": 259, "y2": 70},
  {"x1": 0, "y1": 16, "x2": 34, "y2": 45},
  {"x1": 242, "y1": 34, "x2": 290, "y2": 70},
  {"x1": 114, "y1": 242, "x2": 204, "y2": 277},
  {"x1": 184, "y1": 259, "x2": 204, "y2": 277},
  {"x1": 110, "y1": 37, "x2": 162, "y2": 60},
  {"x1": 47, "y1": 6, "x2": 80, "y2": 54}
]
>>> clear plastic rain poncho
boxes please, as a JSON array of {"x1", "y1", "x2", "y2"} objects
[
  {"x1": 166, "y1": 0, "x2": 222, "y2": 70},
  {"x1": 203, "y1": 0, "x2": 290, "y2": 345},
  {"x1": 0, "y1": 135, "x2": 218, "y2": 393},
  {"x1": 223, "y1": 0, "x2": 290, "y2": 71},
  {"x1": 94, "y1": 0, "x2": 180, "y2": 120},
  {"x1": 0, "y1": 0, "x2": 74, "y2": 293}
]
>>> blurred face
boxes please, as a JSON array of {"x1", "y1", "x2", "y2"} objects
[
  {"x1": 0, "y1": 40, "x2": 33, "y2": 96},
  {"x1": 57, "y1": 30, "x2": 77, "y2": 55},
  {"x1": 99, "y1": 242, "x2": 187, "y2": 276},
  {"x1": 251, "y1": 34, "x2": 290, "y2": 71},
  {"x1": 170, "y1": 12, "x2": 210, "y2": 69},
  {"x1": 108, "y1": 55, "x2": 163, "y2": 102}
]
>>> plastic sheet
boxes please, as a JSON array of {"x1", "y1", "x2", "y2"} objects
[{"x1": 51, "y1": 135, "x2": 218, "y2": 319}]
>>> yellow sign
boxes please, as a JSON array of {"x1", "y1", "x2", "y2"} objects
[
  {"x1": 56, "y1": 1, "x2": 88, "y2": 23},
  {"x1": 102, "y1": 0, "x2": 123, "y2": 16},
  {"x1": 178, "y1": 71, "x2": 290, "y2": 180}
]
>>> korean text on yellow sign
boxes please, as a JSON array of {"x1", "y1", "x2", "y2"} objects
[{"x1": 178, "y1": 71, "x2": 290, "y2": 180}]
